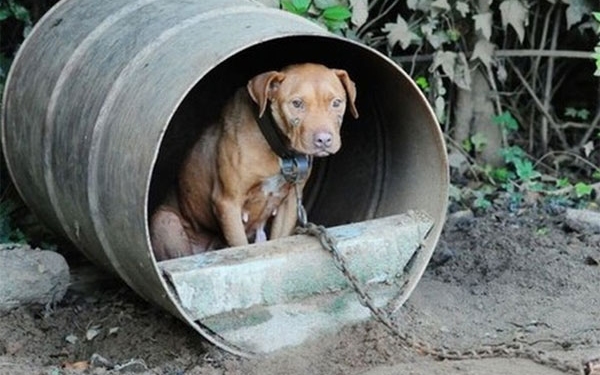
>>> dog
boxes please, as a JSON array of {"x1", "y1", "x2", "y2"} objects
[{"x1": 150, "y1": 63, "x2": 358, "y2": 261}]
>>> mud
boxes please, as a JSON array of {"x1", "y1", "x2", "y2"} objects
[{"x1": 1, "y1": 206, "x2": 599, "y2": 375}]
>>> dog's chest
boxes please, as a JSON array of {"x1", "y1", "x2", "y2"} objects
[
  {"x1": 243, "y1": 174, "x2": 291, "y2": 226},
  {"x1": 261, "y1": 174, "x2": 287, "y2": 197}
]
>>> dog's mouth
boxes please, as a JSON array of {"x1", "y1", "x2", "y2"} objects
[{"x1": 312, "y1": 150, "x2": 332, "y2": 157}]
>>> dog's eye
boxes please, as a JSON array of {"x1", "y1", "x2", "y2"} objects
[
  {"x1": 332, "y1": 98, "x2": 343, "y2": 108},
  {"x1": 291, "y1": 99, "x2": 304, "y2": 109}
]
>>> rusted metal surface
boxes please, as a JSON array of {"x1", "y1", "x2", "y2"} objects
[{"x1": 2, "y1": 0, "x2": 448, "y2": 356}]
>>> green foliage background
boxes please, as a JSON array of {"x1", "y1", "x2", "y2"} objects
[{"x1": 0, "y1": 0, "x2": 599, "y2": 244}]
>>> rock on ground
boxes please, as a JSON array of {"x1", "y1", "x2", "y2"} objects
[
  {"x1": 565, "y1": 208, "x2": 600, "y2": 234},
  {"x1": 0, "y1": 244, "x2": 69, "y2": 311}
]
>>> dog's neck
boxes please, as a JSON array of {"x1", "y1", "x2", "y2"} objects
[
  {"x1": 255, "y1": 106, "x2": 295, "y2": 159},
  {"x1": 255, "y1": 107, "x2": 312, "y2": 184}
]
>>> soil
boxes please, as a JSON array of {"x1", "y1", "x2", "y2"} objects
[{"x1": 1, "y1": 206, "x2": 599, "y2": 375}]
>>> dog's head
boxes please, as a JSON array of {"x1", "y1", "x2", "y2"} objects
[{"x1": 247, "y1": 63, "x2": 358, "y2": 157}]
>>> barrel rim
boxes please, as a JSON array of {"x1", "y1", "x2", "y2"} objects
[
  {"x1": 146, "y1": 31, "x2": 449, "y2": 356},
  {"x1": 1, "y1": 0, "x2": 448, "y2": 357}
]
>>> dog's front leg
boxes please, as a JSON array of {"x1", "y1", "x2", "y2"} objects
[
  {"x1": 213, "y1": 198, "x2": 249, "y2": 247},
  {"x1": 270, "y1": 192, "x2": 299, "y2": 239}
]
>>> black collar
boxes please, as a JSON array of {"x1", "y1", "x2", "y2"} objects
[{"x1": 256, "y1": 108, "x2": 312, "y2": 184}]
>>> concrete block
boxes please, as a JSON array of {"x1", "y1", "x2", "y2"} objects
[
  {"x1": 158, "y1": 212, "x2": 433, "y2": 352},
  {"x1": 0, "y1": 244, "x2": 70, "y2": 311}
]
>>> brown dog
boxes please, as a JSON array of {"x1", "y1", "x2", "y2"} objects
[{"x1": 150, "y1": 63, "x2": 358, "y2": 261}]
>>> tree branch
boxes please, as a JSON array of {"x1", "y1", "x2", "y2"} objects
[
  {"x1": 506, "y1": 59, "x2": 570, "y2": 150},
  {"x1": 392, "y1": 49, "x2": 594, "y2": 64}
]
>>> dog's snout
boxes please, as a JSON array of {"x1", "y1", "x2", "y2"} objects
[{"x1": 314, "y1": 131, "x2": 333, "y2": 149}]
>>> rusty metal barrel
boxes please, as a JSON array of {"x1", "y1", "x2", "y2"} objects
[{"x1": 2, "y1": 0, "x2": 448, "y2": 356}]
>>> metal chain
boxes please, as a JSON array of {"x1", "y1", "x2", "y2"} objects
[{"x1": 293, "y1": 188, "x2": 582, "y2": 374}]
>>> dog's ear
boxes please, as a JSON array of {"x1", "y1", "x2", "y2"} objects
[
  {"x1": 247, "y1": 71, "x2": 285, "y2": 117},
  {"x1": 334, "y1": 69, "x2": 359, "y2": 119}
]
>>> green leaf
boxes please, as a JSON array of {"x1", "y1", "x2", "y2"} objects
[
  {"x1": 415, "y1": 76, "x2": 429, "y2": 91},
  {"x1": 0, "y1": 7, "x2": 11, "y2": 21},
  {"x1": 556, "y1": 177, "x2": 570, "y2": 188},
  {"x1": 574, "y1": 182, "x2": 593, "y2": 198},
  {"x1": 462, "y1": 138, "x2": 473, "y2": 153},
  {"x1": 514, "y1": 159, "x2": 540, "y2": 181},
  {"x1": 593, "y1": 171, "x2": 600, "y2": 180},
  {"x1": 281, "y1": 0, "x2": 308, "y2": 14},
  {"x1": 501, "y1": 145, "x2": 526, "y2": 165},
  {"x1": 565, "y1": 107, "x2": 590, "y2": 120},
  {"x1": 322, "y1": 5, "x2": 352, "y2": 21},
  {"x1": 493, "y1": 111, "x2": 519, "y2": 132},
  {"x1": 8, "y1": 0, "x2": 30, "y2": 23},
  {"x1": 491, "y1": 167, "x2": 511, "y2": 183},
  {"x1": 281, "y1": 0, "x2": 297, "y2": 12},
  {"x1": 577, "y1": 109, "x2": 590, "y2": 121},
  {"x1": 528, "y1": 181, "x2": 544, "y2": 192},
  {"x1": 565, "y1": 107, "x2": 578, "y2": 118},
  {"x1": 292, "y1": 0, "x2": 311, "y2": 13},
  {"x1": 473, "y1": 192, "x2": 492, "y2": 210},
  {"x1": 470, "y1": 133, "x2": 488, "y2": 153},
  {"x1": 446, "y1": 28, "x2": 461, "y2": 42},
  {"x1": 323, "y1": 18, "x2": 348, "y2": 31},
  {"x1": 594, "y1": 12, "x2": 600, "y2": 23}
]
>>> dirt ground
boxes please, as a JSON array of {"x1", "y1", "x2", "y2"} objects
[{"x1": 1, "y1": 205, "x2": 599, "y2": 375}]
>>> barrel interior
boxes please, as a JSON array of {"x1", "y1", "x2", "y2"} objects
[{"x1": 149, "y1": 35, "x2": 446, "y2": 243}]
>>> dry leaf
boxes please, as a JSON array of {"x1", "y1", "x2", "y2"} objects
[
  {"x1": 565, "y1": 0, "x2": 592, "y2": 30},
  {"x1": 431, "y1": 51, "x2": 456, "y2": 78},
  {"x1": 473, "y1": 12, "x2": 492, "y2": 40},
  {"x1": 471, "y1": 39, "x2": 496, "y2": 70},
  {"x1": 65, "y1": 334, "x2": 78, "y2": 344},
  {"x1": 454, "y1": 52, "x2": 472, "y2": 90},
  {"x1": 434, "y1": 95, "x2": 446, "y2": 121},
  {"x1": 62, "y1": 361, "x2": 90, "y2": 370},
  {"x1": 421, "y1": 20, "x2": 449, "y2": 49},
  {"x1": 494, "y1": 63, "x2": 507, "y2": 84},
  {"x1": 86, "y1": 327, "x2": 101, "y2": 341},
  {"x1": 455, "y1": 1, "x2": 470, "y2": 17},
  {"x1": 349, "y1": 0, "x2": 368, "y2": 27},
  {"x1": 431, "y1": 51, "x2": 471, "y2": 90},
  {"x1": 407, "y1": 0, "x2": 433, "y2": 12},
  {"x1": 499, "y1": 0, "x2": 529, "y2": 43},
  {"x1": 583, "y1": 141, "x2": 594, "y2": 158},
  {"x1": 5, "y1": 341, "x2": 24, "y2": 355},
  {"x1": 431, "y1": 0, "x2": 450, "y2": 11},
  {"x1": 383, "y1": 15, "x2": 418, "y2": 49}
]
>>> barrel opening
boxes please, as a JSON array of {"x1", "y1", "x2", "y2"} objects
[
  {"x1": 1, "y1": 3, "x2": 447, "y2": 356},
  {"x1": 149, "y1": 36, "x2": 447, "y2": 238}
]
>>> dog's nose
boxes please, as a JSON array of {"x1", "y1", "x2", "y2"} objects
[{"x1": 314, "y1": 132, "x2": 333, "y2": 149}]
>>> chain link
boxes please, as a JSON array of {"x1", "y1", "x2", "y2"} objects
[{"x1": 294, "y1": 192, "x2": 582, "y2": 374}]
